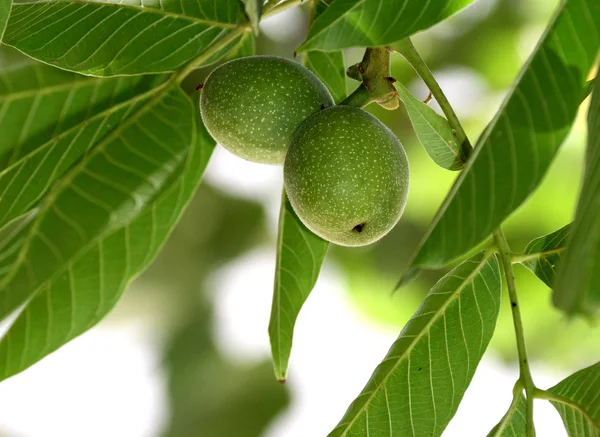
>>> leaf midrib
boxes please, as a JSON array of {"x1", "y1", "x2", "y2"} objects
[
  {"x1": 0, "y1": 77, "x2": 94, "y2": 100},
  {"x1": 334, "y1": 251, "x2": 494, "y2": 435},
  {"x1": 0, "y1": 83, "x2": 156, "y2": 180},
  {"x1": 11, "y1": 0, "x2": 239, "y2": 29}
]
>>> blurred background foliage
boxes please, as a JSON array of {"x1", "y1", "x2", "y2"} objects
[{"x1": 1, "y1": 0, "x2": 597, "y2": 435}]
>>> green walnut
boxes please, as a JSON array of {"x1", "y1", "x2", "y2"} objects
[
  {"x1": 284, "y1": 106, "x2": 409, "y2": 247},
  {"x1": 200, "y1": 56, "x2": 334, "y2": 165}
]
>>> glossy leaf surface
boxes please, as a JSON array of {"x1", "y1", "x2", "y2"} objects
[
  {"x1": 298, "y1": 0, "x2": 476, "y2": 52},
  {"x1": 330, "y1": 251, "x2": 501, "y2": 436},
  {"x1": 4, "y1": 0, "x2": 245, "y2": 76}
]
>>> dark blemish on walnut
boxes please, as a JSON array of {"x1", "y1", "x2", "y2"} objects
[{"x1": 353, "y1": 223, "x2": 365, "y2": 233}]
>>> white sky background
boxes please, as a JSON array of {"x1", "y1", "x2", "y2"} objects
[{"x1": 0, "y1": 1, "x2": 577, "y2": 436}]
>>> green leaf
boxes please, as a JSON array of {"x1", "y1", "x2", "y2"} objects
[
  {"x1": 0, "y1": 0, "x2": 10, "y2": 40},
  {"x1": 553, "y1": 77, "x2": 600, "y2": 316},
  {"x1": 330, "y1": 251, "x2": 501, "y2": 436},
  {"x1": 395, "y1": 81, "x2": 465, "y2": 171},
  {"x1": 0, "y1": 84, "x2": 194, "y2": 322},
  {"x1": 269, "y1": 192, "x2": 329, "y2": 382},
  {"x1": 4, "y1": 0, "x2": 246, "y2": 76},
  {"x1": 487, "y1": 392, "x2": 528, "y2": 437},
  {"x1": 0, "y1": 97, "x2": 214, "y2": 381},
  {"x1": 405, "y1": 0, "x2": 600, "y2": 271},
  {"x1": 242, "y1": 0, "x2": 261, "y2": 35},
  {"x1": 225, "y1": 31, "x2": 256, "y2": 59},
  {"x1": 547, "y1": 361, "x2": 600, "y2": 435},
  {"x1": 297, "y1": 0, "x2": 476, "y2": 53},
  {"x1": 303, "y1": 50, "x2": 347, "y2": 103},
  {"x1": 520, "y1": 223, "x2": 570, "y2": 289},
  {"x1": 0, "y1": 62, "x2": 162, "y2": 229}
]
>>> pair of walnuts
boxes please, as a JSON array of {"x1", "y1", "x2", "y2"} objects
[{"x1": 200, "y1": 56, "x2": 409, "y2": 247}]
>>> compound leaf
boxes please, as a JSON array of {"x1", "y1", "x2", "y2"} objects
[
  {"x1": 395, "y1": 81, "x2": 465, "y2": 171},
  {"x1": 0, "y1": 96, "x2": 214, "y2": 381},
  {"x1": 269, "y1": 192, "x2": 328, "y2": 382},
  {"x1": 4, "y1": 0, "x2": 246, "y2": 76},
  {"x1": 553, "y1": 77, "x2": 600, "y2": 316},
  {"x1": 405, "y1": 0, "x2": 600, "y2": 272},
  {"x1": 297, "y1": 0, "x2": 477, "y2": 53},
  {"x1": 520, "y1": 224, "x2": 570, "y2": 289},
  {"x1": 548, "y1": 361, "x2": 600, "y2": 436},
  {"x1": 330, "y1": 251, "x2": 501, "y2": 436}
]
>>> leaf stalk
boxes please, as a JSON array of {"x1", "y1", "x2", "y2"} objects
[
  {"x1": 340, "y1": 47, "x2": 399, "y2": 109},
  {"x1": 400, "y1": 40, "x2": 537, "y2": 436},
  {"x1": 391, "y1": 38, "x2": 472, "y2": 161},
  {"x1": 494, "y1": 228, "x2": 536, "y2": 437}
]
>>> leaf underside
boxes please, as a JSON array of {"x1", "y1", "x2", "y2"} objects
[
  {"x1": 0, "y1": 62, "x2": 163, "y2": 230},
  {"x1": 330, "y1": 251, "x2": 502, "y2": 436},
  {"x1": 0, "y1": 97, "x2": 214, "y2": 381},
  {"x1": 3, "y1": 0, "x2": 245, "y2": 76},
  {"x1": 487, "y1": 392, "x2": 528, "y2": 437},
  {"x1": 0, "y1": 85, "x2": 194, "y2": 324},
  {"x1": 395, "y1": 81, "x2": 464, "y2": 171},
  {"x1": 521, "y1": 223, "x2": 570, "y2": 289},
  {"x1": 405, "y1": 0, "x2": 600, "y2": 272},
  {"x1": 548, "y1": 361, "x2": 600, "y2": 436},
  {"x1": 553, "y1": 77, "x2": 600, "y2": 316}
]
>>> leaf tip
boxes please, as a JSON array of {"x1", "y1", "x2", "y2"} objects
[{"x1": 395, "y1": 267, "x2": 422, "y2": 290}]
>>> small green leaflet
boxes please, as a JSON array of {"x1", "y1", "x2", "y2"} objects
[
  {"x1": 548, "y1": 361, "x2": 600, "y2": 435},
  {"x1": 0, "y1": 0, "x2": 10, "y2": 40},
  {"x1": 4, "y1": 0, "x2": 246, "y2": 76},
  {"x1": 0, "y1": 85, "x2": 193, "y2": 322},
  {"x1": 403, "y1": 0, "x2": 600, "y2": 273},
  {"x1": 0, "y1": 98, "x2": 214, "y2": 381},
  {"x1": 0, "y1": 63, "x2": 163, "y2": 230},
  {"x1": 487, "y1": 392, "x2": 529, "y2": 437},
  {"x1": 303, "y1": 50, "x2": 347, "y2": 103},
  {"x1": 269, "y1": 193, "x2": 328, "y2": 382},
  {"x1": 553, "y1": 77, "x2": 600, "y2": 316},
  {"x1": 297, "y1": 0, "x2": 476, "y2": 52},
  {"x1": 243, "y1": 0, "x2": 262, "y2": 35},
  {"x1": 520, "y1": 224, "x2": 570, "y2": 289},
  {"x1": 330, "y1": 251, "x2": 501, "y2": 436},
  {"x1": 395, "y1": 81, "x2": 465, "y2": 171}
]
